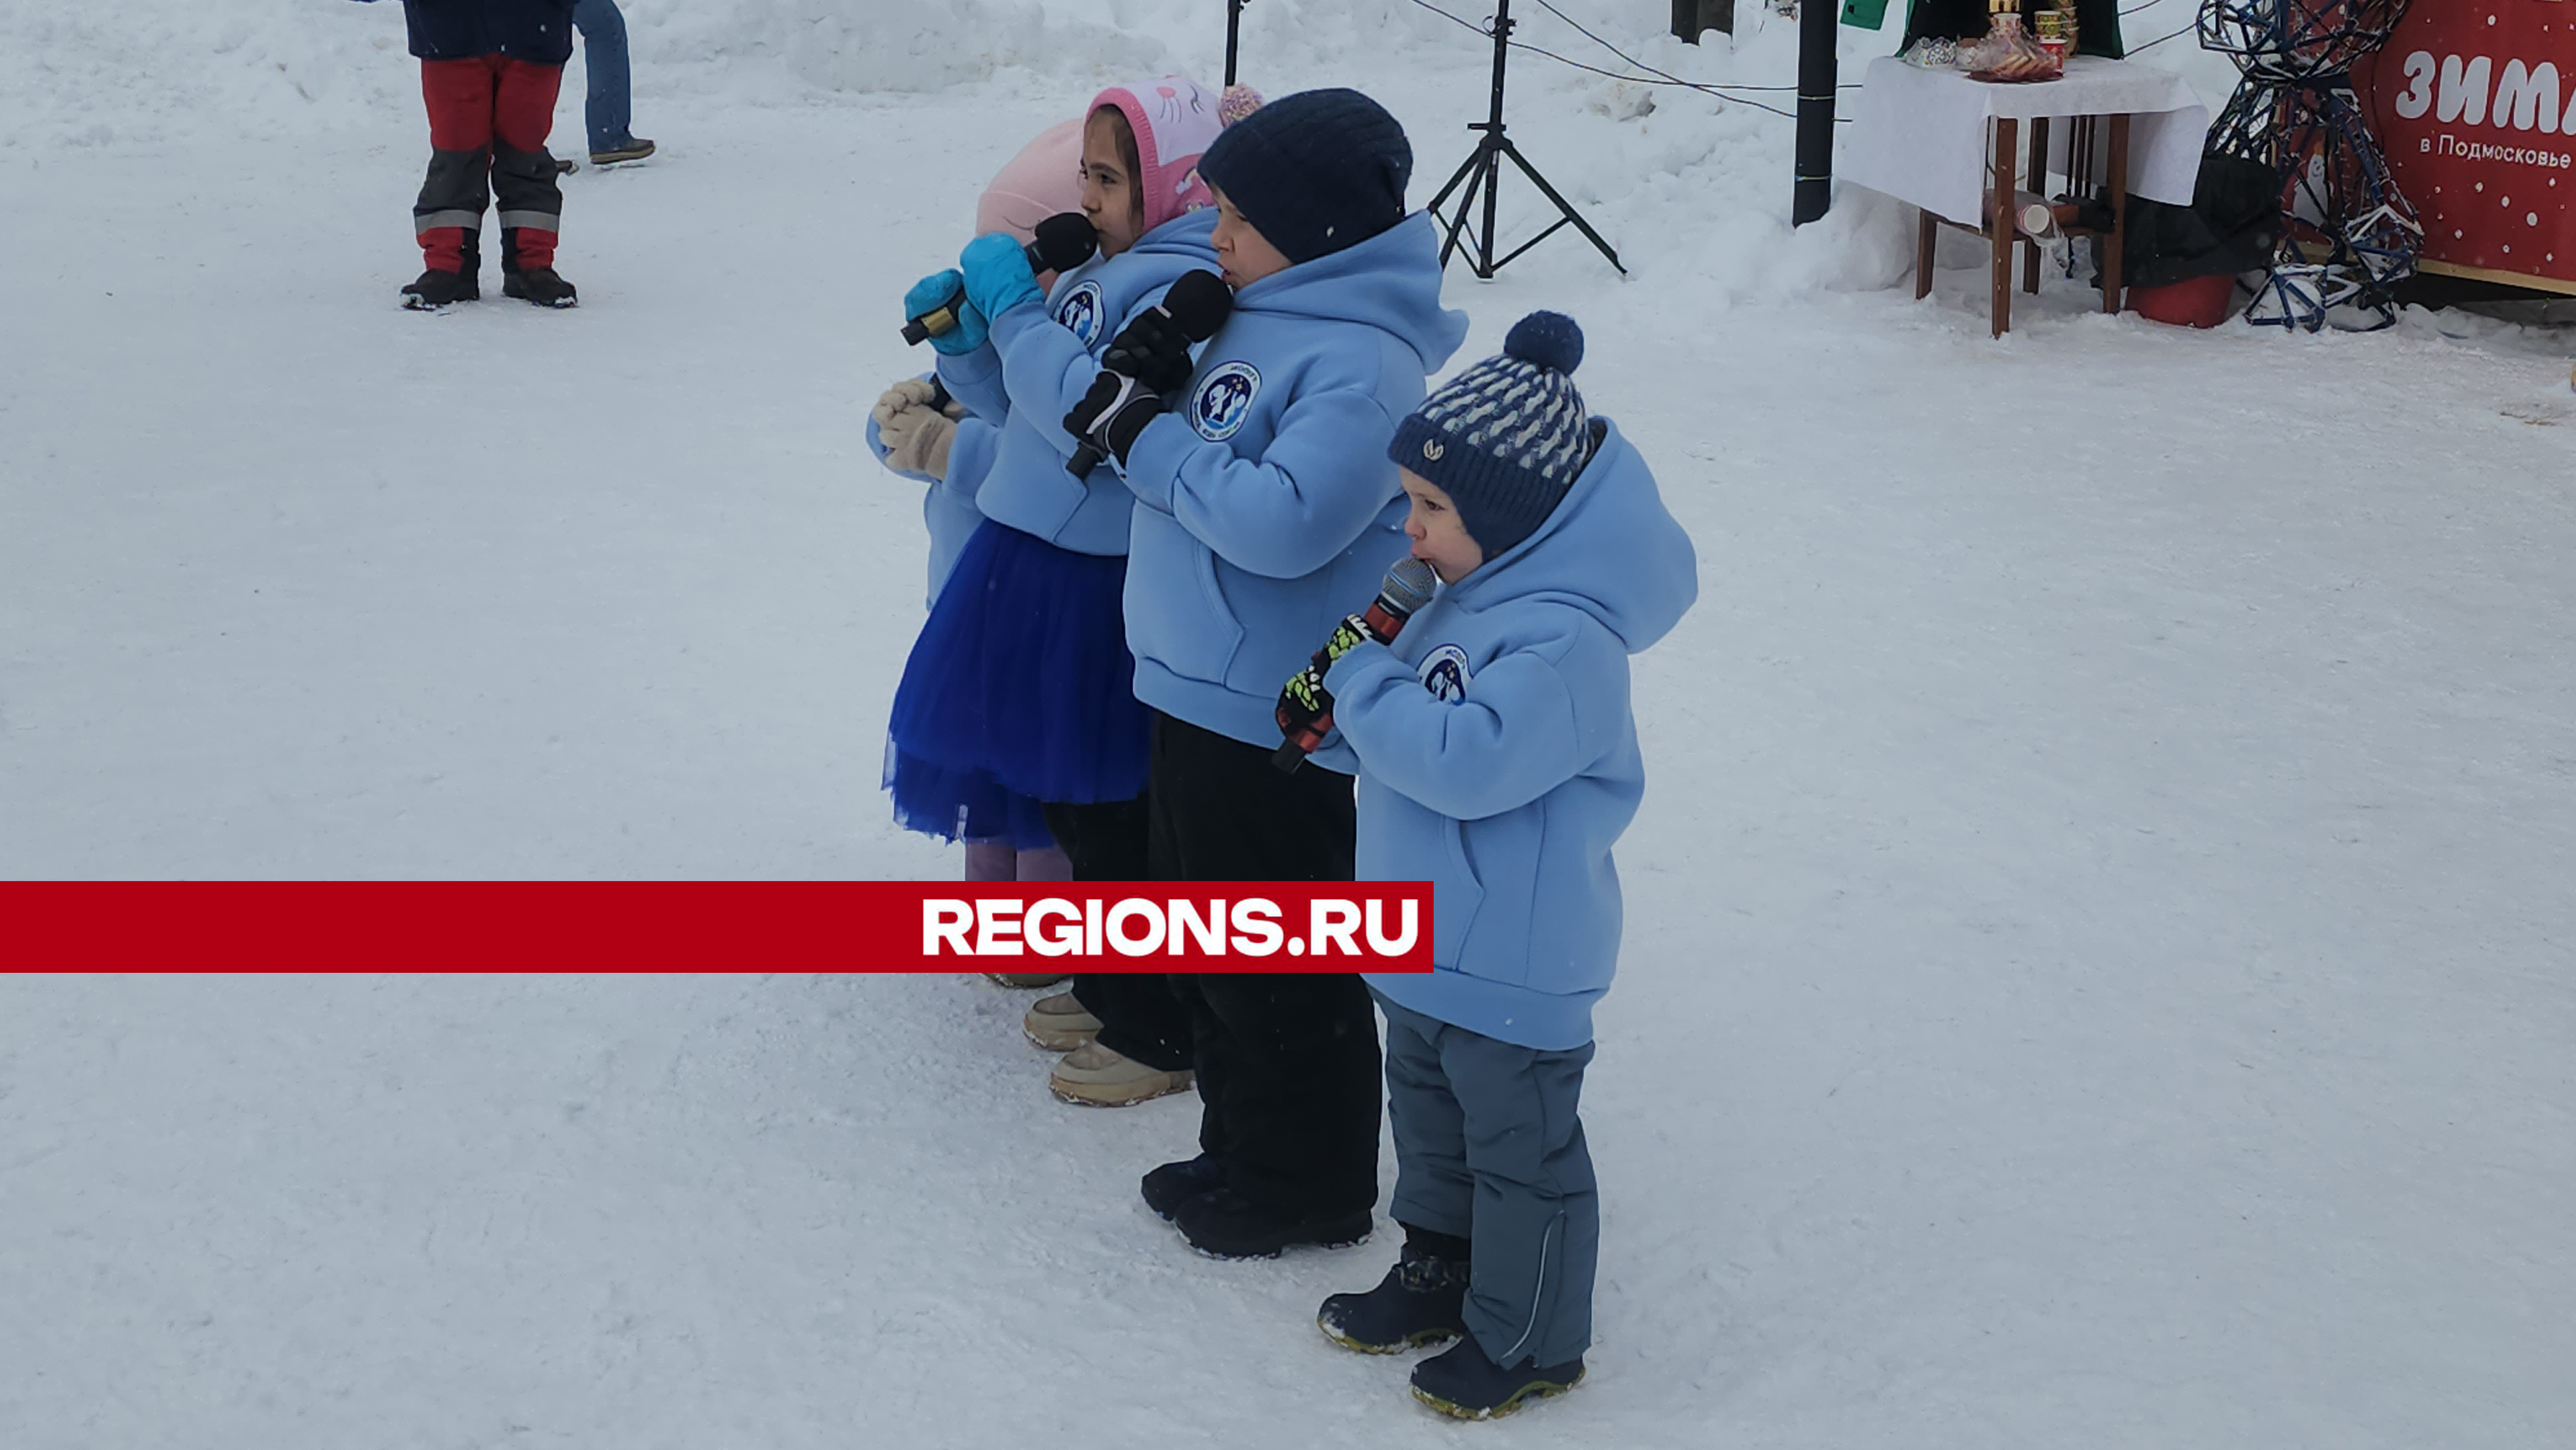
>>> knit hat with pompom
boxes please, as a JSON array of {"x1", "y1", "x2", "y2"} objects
[{"x1": 1387, "y1": 311, "x2": 1593, "y2": 558}]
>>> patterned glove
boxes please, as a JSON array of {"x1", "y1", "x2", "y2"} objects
[
  {"x1": 904, "y1": 270, "x2": 987, "y2": 356},
  {"x1": 959, "y1": 233, "x2": 1044, "y2": 319},
  {"x1": 1273, "y1": 616, "x2": 1377, "y2": 743},
  {"x1": 1064, "y1": 371, "x2": 1166, "y2": 468},
  {"x1": 1098, "y1": 307, "x2": 1199, "y2": 395},
  {"x1": 1277, "y1": 649, "x2": 1336, "y2": 745}
]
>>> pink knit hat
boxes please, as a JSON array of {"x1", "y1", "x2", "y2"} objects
[
  {"x1": 975, "y1": 118, "x2": 1087, "y2": 244},
  {"x1": 1088, "y1": 76, "x2": 1227, "y2": 236}
]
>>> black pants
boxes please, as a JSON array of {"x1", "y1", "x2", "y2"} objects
[
  {"x1": 1045, "y1": 796, "x2": 1194, "y2": 1073},
  {"x1": 1149, "y1": 711, "x2": 1381, "y2": 1218}
]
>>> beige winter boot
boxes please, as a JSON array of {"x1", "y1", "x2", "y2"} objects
[
  {"x1": 1023, "y1": 991, "x2": 1102, "y2": 1051},
  {"x1": 1049, "y1": 1041, "x2": 1194, "y2": 1107},
  {"x1": 985, "y1": 972, "x2": 1070, "y2": 989}
]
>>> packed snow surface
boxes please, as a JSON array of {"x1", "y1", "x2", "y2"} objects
[{"x1": 2, "y1": 3, "x2": 2571, "y2": 1448}]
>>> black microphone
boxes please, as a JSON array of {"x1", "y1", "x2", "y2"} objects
[
  {"x1": 903, "y1": 212, "x2": 1099, "y2": 346},
  {"x1": 1273, "y1": 556, "x2": 1441, "y2": 772},
  {"x1": 1066, "y1": 270, "x2": 1237, "y2": 476}
]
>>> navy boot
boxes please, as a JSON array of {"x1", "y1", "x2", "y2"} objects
[
  {"x1": 1409, "y1": 1337, "x2": 1585, "y2": 1420},
  {"x1": 1317, "y1": 1244, "x2": 1469, "y2": 1353},
  {"x1": 1140, "y1": 1155, "x2": 1224, "y2": 1222},
  {"x1": 1170, "y1": 1186, "x2": 1371, "y2": 1260}
]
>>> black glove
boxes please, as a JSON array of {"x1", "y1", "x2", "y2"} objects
[
  {"x1": 1098, "y1": 307, "x2": 1199, "y2": 395},
  {"x1": 1064, "y1": 371, "x2": 1166, "y2": 468}
]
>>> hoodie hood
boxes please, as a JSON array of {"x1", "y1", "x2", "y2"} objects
[
  {"x1": 1232, "y1": 212, "x2": 1469, "y2": 373},
  {"x1": 1442, "y1": 418, "x2": 1698, "y2": 653},
  {"x1": 1092, "y1": 77, "x2": 1225, "y2": 236},
  {"x1": 1121, "y1": 204, "x2": 1221, "y2": 264},
  {"x1": 976, "y1": 118, "x2": 1086, "y2": 243}
]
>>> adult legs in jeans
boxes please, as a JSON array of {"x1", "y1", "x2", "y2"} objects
[
  {"x1": 1045, "y1": 796, "x2": 1193, "y2": 1074},
  {"x1": 1148, "y1": 712, "x2": 1380, "y2": 1218},
  {"x1": 571, "y1": 0, "x2": 634, "y2": 155}
]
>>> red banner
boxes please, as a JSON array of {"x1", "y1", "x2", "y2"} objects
[
  {"x1": 0, "y1": 883, "x2": 1435, "y2": 972},
  {"x1": 2366, "y1": 0, "x2": 2576, "y2": 293}
]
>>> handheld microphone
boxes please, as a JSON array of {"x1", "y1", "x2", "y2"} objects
[
  {"x1": 1066, "y1": 270, "x2": 1237, "y2": 476},
  {"x1": 1273, "y1": 556, "x2": 1441, "y2": 773},
  {"x1": 903, "y1": 213, "x2": 1098, "y2": 346}
]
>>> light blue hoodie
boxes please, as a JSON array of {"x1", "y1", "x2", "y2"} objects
[
  {"x1": 933, "y1": 207, "x2": 1220, "y2": 557},
  {"x1": 866, "y1": 395, "x2": 999, "y2": 609},
  {"x1": 1327, "y1": 419, "x2": 1698, "y2": 1051},
  {"x1": 1116, "y1": 212, "x2": 1469, "y2": 769}
]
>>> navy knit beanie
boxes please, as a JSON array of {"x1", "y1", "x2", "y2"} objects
[
  {"x1": 1198, "y1": 89, "x2": 1412, "y2": 265},
  {"x1": 1388, "y1": 312, "x2": 1593, "y2": 559}
]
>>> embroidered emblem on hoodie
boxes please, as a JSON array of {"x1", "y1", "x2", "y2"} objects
[
  {"x1": 1418, "y1": 643, "x2": 1472, "y2": 703},
  {"x1": 1054, "y1": 282, "x2": 1106, "y2": 347},
  {"x1": 1190, "y1": 362, "x2": 1263, "y2": 441}
]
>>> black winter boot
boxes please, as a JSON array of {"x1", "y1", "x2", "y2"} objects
[
  {"x1": 1318, "y1": 1242, "x2": 1470, "y2": 1353},
  {"x1": 504, "y1": 268, "x2": 579, "y2": 308},
  {"x1": 1140, "y1": 1154, "x2": 1224, "y2": 1222},
  {"x1": 400, "y1": 267, "x2": 479, "y2": 309},
  {"x1": 1170, "y1": 1186, "x2": 1370, "y2": 1260},
  {"x1": 1408, "y1": 1337, "x2": 1585, "y2": 1420}
]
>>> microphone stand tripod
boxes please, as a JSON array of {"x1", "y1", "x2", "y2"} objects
[{"x1": 1425, "y1": 0, "x2": 1625, "y2": 278}]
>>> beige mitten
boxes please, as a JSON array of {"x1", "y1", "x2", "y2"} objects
[
  {"x1": 880, "y1": 403, "x2": 957, "y2": 480},
  {"x1": 872, "y1": 377, "x2": 940, "y2": 433}
]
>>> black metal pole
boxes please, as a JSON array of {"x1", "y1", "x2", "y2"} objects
[
  {"x1": 1792, "y1": 0, "x2": 1837, "y2": 225},
  {"x1": 1225, "y1": 0, "x2": 1244, "y2": 86},
  {"x1": 1476, "y1": 0, "x2": 1515, "y2": 275}
]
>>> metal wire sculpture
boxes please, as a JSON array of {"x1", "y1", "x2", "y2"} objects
[{"x1": 2197, "y1": 0, "x2": 2424, "y2": 329}]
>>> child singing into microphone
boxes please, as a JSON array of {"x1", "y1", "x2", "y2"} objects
[
  {"x1": 869, "y1": 116, "x2": 1086, "y2": 913},
  {"x1": 1061, "y1": 88, "x2": 1468, "y2": 1260},
  {"x1": 1291, "y1": 313, "x2": 1698, "y2": 1419},
  {"x1": 882, "y1": 78, "x2": 1228, "y2": 1109}
]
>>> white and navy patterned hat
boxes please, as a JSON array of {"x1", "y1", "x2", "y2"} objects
[{"x1": 1388, "y1": 311, "x2": 1592, "y2": 558}]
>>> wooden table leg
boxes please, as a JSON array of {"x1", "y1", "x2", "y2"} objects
[
  {"x1": 2104, "y1": 114, "x2": 2131, "y2": 315},
  {"x1": 2024, "y1": 116, "x2": 2049, "y2": 295},
  {"x1": 1917, "y1": 206, "x2": 1936, "y2": 300},
  {"x1": 1991, "y1": 118, "x2": 2017, "y2": 338}
]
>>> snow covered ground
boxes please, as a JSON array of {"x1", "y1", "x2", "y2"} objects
[{"x1": 4, "y1": 3, "x2": 2573, "y2": 1447}]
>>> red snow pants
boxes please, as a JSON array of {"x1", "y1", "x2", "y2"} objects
[{"x1": 413, "y1": 56, "x2": 564, "y2": 274}]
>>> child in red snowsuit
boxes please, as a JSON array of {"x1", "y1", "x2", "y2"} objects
[{"x1": 356, "y1": 0, "x2": 581, "y2": 309}]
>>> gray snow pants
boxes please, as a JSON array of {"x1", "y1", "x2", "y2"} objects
[{"x1": 1376, "y1": 993, "x2": 1599, "y2": 1369}]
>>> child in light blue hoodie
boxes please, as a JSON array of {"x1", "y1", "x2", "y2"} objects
[
  {"x1": 1061, "y1": 88, "x2": 1470, "y2": 1262},
  {"x1": 866, "y1": 116, "x2": 1087, "y2": 900},
  {"x1": 885, "y1": 78, "x2": 1228, "y2": 1108},
  {"x1": 1297, "y1": 313, "x2": 1698, "y2": 1420}
]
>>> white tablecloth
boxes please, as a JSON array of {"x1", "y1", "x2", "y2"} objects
[{"x1": 1841, "y1": 55, "x2": 2211, "y2": 225}]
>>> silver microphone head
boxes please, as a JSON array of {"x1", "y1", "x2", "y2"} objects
[{"x1": 1382, "y1": 556, "x2": 1439, "y2": 616}]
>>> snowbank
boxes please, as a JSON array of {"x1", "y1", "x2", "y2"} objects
[{"x1": 0, "y1": 0, "x2": 2247, "y2": 308}]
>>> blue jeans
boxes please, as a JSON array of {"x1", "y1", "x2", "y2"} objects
[{"x1": 571, "y1": 0, "x2": 631, "y2": 154}]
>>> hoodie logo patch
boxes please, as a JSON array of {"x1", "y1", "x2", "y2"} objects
[
  {"x1": 1054, "y1": 282, "x2": 1106, "y2": 347},
  {"x1": 1418, "y1": 644, "x2": 1472, "y2": 703},
  {"x1": 1190, "y1": 362, "x2": 1262, "y2": 442}
]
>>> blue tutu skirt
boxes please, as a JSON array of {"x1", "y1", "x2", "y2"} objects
[{"x1": 885, "y1": 520, "x2": 1150, "y2": 844}]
